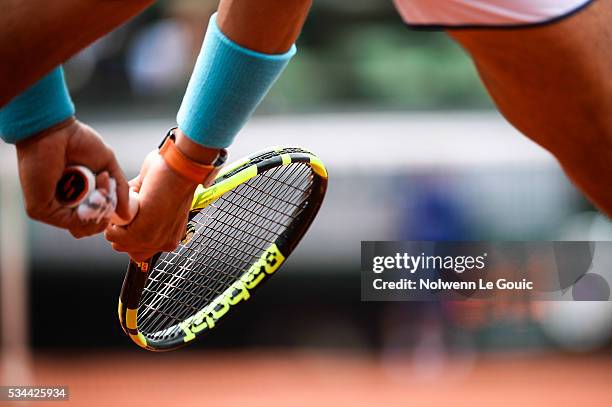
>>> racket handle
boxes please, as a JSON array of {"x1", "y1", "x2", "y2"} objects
[
  {"x1": 56, "y1": 166, "x2": 139, "y2": 226},
  {"x1": 56, "y1": 165, "x2": 96, "y2": 208}
]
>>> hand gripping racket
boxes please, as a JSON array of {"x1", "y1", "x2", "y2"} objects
[{"x1": 58, "y1": 147, "x2": 327, "y2": 351}]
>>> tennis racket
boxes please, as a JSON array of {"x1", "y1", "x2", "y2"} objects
[{"x1": 58, "y1": 147, "x2": 327, "y2": 351}]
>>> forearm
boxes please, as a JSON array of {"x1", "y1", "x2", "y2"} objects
[
  {"x1": 0, "y1": 67, "x2": 74, "y2": 143},
  {"x1": 176, "y1": 0, "x2": 311, "y2": 160},
  {"x1": 1, "y1": 0, "x2": 154, "y2": 106},
  {"x1": 106, "y1": 0, "x2": 313, "y2": 257},
  {"x1": 218, "y1": 0, "x2": 311, "y2": 53}
]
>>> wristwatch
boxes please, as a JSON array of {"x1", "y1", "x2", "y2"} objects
[{"x1": 158, "y1": 127, "x2": 227, "y2": 186}]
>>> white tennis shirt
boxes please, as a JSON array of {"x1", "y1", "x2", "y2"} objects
[{"x1": 393, "y1": 0, "x2": 594, "y2": 27}]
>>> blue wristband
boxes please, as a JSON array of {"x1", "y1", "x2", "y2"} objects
[
  {"x1": 177, "y1": 13, "x2": 296, "y2": 148},
  {"x1": 0, "y1": 67, "x2": 75, "y2": 144}
]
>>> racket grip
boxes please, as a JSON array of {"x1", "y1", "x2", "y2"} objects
[
  {"x1": 56, "y1": 165, "x2": 96, "y2": 208},
  {"x1": 111, "y1": 189, "x2": 139, "y2": 226},
  {"x1": 57, "y1": 166, "x2": 140, "y2": 226}
]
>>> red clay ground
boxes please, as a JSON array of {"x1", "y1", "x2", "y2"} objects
[{"x1": 7, "y1": 351, "x2": 612, "y2": 406}]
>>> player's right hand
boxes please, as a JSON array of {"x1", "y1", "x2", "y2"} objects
[{"x1": 15, "y1": 117, "x2": 130, "y2": 238}]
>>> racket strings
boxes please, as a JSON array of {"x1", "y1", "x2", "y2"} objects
[
  {"x1": 137, "y1": 163, "x2": 314, "y2": 340},
  {"x1": 190, "y1": 163, "x2": 314, "y2": 304},
  {"x1": 139, "y1": 164, "x2": 294, "y2": 314},
  {"x1": 141, "y1": 168, "x2": 309, "y2": 336},
  {"x1": 177, "y1": 163, "x2": 313, "y2": 311}
]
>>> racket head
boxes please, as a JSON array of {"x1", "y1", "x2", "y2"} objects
[{"x1": 118, "y1": 147, "x2": 327, "y2": 351}]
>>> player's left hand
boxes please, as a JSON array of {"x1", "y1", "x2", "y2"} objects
[{"x1": 16, "y1": 118, "x2": 130, "y2": 238}]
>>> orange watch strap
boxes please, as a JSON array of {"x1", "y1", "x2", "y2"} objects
[{"x1": 158, "y1": 133, "x2": 223, "y2": 185}]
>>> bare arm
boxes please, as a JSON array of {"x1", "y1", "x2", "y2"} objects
[
  {"x1": 1, "y1": 0, "x2": 154, "y2": 105},
  {"x1": 106, "y1": 0, "x2": 313, "y2": 261},
  {"x1": 217, "y1": 0, "x2": 311, "y2": 54},
  {"x1": 176, "y1": 0, "x2": 312, "y2": 162}
]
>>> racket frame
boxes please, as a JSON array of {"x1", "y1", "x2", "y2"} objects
[{"x1": 117, "y1": 147, "x2": 327, "y2": 351}]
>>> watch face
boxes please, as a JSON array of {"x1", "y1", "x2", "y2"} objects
[
  {"x1": 159, "y1": 127, "x2": 178, "y2": 149},
  {"x1": 214, "y1": 149, "x2": 229, "y2": 167}
]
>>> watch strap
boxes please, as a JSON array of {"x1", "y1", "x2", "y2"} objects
[{"x1": 159, "y1": 129, "x2": 227, "y2": 185}]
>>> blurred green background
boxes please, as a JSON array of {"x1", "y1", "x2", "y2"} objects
[{"x1": 66, "y1": 0, "x2": 492, "y2": 117}]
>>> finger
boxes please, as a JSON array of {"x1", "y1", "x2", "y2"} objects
[
  {"x1": 109, "y1": 239, "x2": 156, "y2": 259},
  {"x1": 128, "y1": 251, "x2": 157, "y2": 262},
  {"x1": 70, "y1": 136, "x2": 128, "y2": 220},
  {"x1": 109, "y1": 242, "x2": 153, "y2": 259},
  {"x1": 110, "y1": 242, "x2": 130, "y2": 252},
  {"x1": 95, "y1": 171, "x2": 111, "y2": 193},
  {"x1": 106, "y1": 157, "x2": 130, "y2": 220},
  {"x1": 40, "y1": 203, "x2": 92, "y2": 230},
  {"x1": 104, "y1": 223, "x2": 128, "y2": 243},
  {"x1": 69, "y1": 220, "x2": 109, "y2": 239},
  {"x1": 17, "y1": 149, "x2": 65, "y2": 220},
  {"x1": 109, "y1": 240, "x2": 157, "y2": 264},
  {"x1": 125, "y1": 149, "x2": 158, "y2": 194},
  {"x1": 104, "y1": 224, "x2": 155, "y2": 250},
  {"x1": 128, "y1": 175, "x2": 142, "y2": 192}
]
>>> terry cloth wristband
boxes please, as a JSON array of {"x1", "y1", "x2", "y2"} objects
[
  {"x1": 0, "y1": 67, "x2": 75, "y2": 144},
  {"x1": 177, "y1": 13, "x2": 296, "y2": 149}
]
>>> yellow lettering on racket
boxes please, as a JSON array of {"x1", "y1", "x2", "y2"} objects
[{"x1": 180, "y1": 244, "x2": 285, "y2": 343}]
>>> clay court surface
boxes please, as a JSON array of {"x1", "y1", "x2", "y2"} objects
[{"x1": 8, "y1": 351, "x2": 611, "y2": 406}]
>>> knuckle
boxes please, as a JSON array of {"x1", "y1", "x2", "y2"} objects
[
  {"x1": 24, "y1": 202, "x2": 44, "y2": 220},
  {"x1": 102, "y1": 144, "x2": 116, "y2": 162},
  {"x1": 105, "y1": 144, "x2": 117, "y2": 157},
  {"x1": 70, "y1": 226, "x2": 97, "y2": 240},
  {"x1": 92, "y1": 224, "x2": 106, "y2": 235},
  {"x1": 70, "y1": 230, "x2": 85, "y2": 239}
]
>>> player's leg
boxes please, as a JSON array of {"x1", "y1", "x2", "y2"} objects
[{"x1": 447, "y1": 1, "x2": 611, "y2": 214}]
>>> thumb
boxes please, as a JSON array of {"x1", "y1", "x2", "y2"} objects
[
  {"x1": 95, "y1": 171, "x2": 111, "y2": 193},
  {"x1": 129, "y1": 174, "x2": 143, "y2": 192},
  {"x1": 129, "y1": 150, "x2": 156, "y2": 192}
]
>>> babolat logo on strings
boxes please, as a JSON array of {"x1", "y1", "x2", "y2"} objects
[{"x1": 180, "y1": 244, "x2": 285, "y2": 342}]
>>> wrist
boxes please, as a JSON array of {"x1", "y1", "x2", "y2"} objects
[
  {"x1": 176, "y1": 13, "x2": 295, "y2": 148},
  {"x1": 158, "y1": 128, "x2": 227, "y2": 186},
  {"x1": 161, "y1": 159, "x2": 201, "y2": 193},
  {"x1": 174, "y1": 128, "x2": 221, "y2": 165},
  {"x1": 14, "y1": 116, "x2": 76, "y2": 148},
  {"x1": 0, "y1": 66, "x2": 75, "y2": 144}
]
